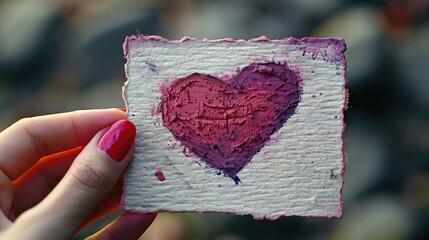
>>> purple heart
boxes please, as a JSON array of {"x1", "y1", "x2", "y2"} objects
[{"x1": 160, "y1": 62, "x2": 302, "y2": 183}]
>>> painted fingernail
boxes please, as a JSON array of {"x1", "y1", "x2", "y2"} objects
[
  {"x1": 98, "y1": 120, "x2": 136, "y2": 162},
  {"x1": 118, "y1": 108, "x2": 127, "y2": 113}
]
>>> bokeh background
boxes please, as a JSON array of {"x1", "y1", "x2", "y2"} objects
[{"x1": 1, "y1": 0, "x2": 429, "y2": 239}]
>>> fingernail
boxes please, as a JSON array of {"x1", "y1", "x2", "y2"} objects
[
  {"x1": 98, "y1": 120, "x2": 136, "y2": 162},
  {"x1": 118, "y1": 108, "x2": 127, "y2": 113}
]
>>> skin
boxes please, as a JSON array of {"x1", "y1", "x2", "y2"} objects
[{"x1": 0, "y1": 109, "x2": 156, "y2": 240}]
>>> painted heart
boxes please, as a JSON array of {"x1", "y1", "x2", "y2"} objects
[{"x1": 160, "y1": 62, "x2": 302, "y2": 183}]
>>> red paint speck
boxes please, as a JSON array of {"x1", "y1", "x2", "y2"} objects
[
  {"x1": 319, "y1": 92, "x2": 323, "y2": 96},
  {"x1": 155, "y1": 170, "x2": 165, "y2": 182}
]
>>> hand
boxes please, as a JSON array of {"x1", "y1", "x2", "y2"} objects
[{"x1": 0, "y1": 109, "x2": 156, "y2": 240}]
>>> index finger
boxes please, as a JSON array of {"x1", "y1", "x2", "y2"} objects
[{"x1": 0, "y1": 109, "x2": 126, "y2": 180}]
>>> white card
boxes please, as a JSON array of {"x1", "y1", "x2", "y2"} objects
[{"x1": 121, "y1": 35, "x2": 347, "y2": 219}]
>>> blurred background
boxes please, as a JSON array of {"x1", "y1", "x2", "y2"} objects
[{"x1": 1, "y1": 0, "x2": 428, "y2": 239}]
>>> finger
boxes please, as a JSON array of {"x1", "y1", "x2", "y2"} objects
[
  {"x1": 11, "y1": 147, "x2": 83, "y2": 216},
  {"x1": 78, "y1": 177, "x2": 123, "y2": 232},
  {"x1": 13, "y1": 148, "x2": 126, "y2": 228},
  {"x1": 0, "y1": 108, "x2": 126, "y2": 181},
  {"x1": 10, "y1": 120, "x2": 136, "y2": 238},
  {"x1": 86, "y1": 212, "x2": 157, "y2": 240}
]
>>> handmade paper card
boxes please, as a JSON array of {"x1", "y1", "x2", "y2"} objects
[{"x1": 121, "y1": 35, "x2": 347, "y2": 219}]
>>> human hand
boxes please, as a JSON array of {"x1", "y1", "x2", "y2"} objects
[{"x1": 0, "y1": 109, "x2": 156, "y2": 240}]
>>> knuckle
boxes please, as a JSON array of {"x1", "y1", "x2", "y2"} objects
[
  {"x1": 14, "y1": 117, "x2": 48, "y2": 158},
  {"x1": 69, "y1": 160, "x2": 111, "y2": 193},
  {"x1": 13, "y1": 117, "x2": 32, "y2": 131},
  {"x1": 15, "y1": 117, "x2": 32, "y2": 125}
]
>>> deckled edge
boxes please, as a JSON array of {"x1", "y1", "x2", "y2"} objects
[
  {"x1": 121, "y1": 37, "x2": 131, "y2": 114},
  {"x1": 120, "y1": 35, "x2": 131, "y2": 210},
  {"x1": 117, "y1": 207, "x2": 341, "y2": 220},
  {"x1": 120, "y1": 34, "x2": 348, "y2": 219},
  {"x1": 339, "y1": 41, "x2": 348, "y2": 218},
  {"x1": 122, "y1": 34, "x2": 346, "y2": 56}
]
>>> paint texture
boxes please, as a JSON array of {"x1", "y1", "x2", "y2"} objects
[{"x1": 160, "y1": 62, "x2": 302, "y2": 181}]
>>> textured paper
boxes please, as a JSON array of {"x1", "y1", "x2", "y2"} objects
[{"x1": 122, "y1": 35, "x2": 347, "y2": 219}]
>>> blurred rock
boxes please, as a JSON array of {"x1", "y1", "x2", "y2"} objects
[
  {"x1": 343, "y1": 113, "x2": 387, "y2": 203},
  {"x1": 187, "y1": 213, "x2": 233, "y2": 238},
  {"x1": 400, "y1": 114, "x2": 429, "y2": 154},
  {"x1": 140, "y1": 213, "x2": 188, "y2": 240},
  {"x1": 172, "y1": 0, "x2": 254, "y2": 39},
  {"x1": 72, "y1": 3, "x2": 161, "y2": 86},
  {"x1": 39, "y1": 77, "x2": 126, "y2": 112},
  {"x1": 395, "y1": 25, "x2": 429, "y2": 109},
  {"x1": 171, "y1": 0, "x2": 316, "y2": 39},
  {"x1": 403, "y1": 173, "x2": 429, "y2": 238},
  {"x1": 285, "y1": 0, "x2": 342, "y2": 19},
  {"x1": 332, "y1": 195, "x2": 412, "y2": 240},
  {"x1": 248, "y1": 0, "x2": 308, "y2": 38},
  {"x1": 404, "y1": 173, "x2": 429, "y2": 210},
  {"x1": 0, "y1": 0, "x2": 63, "y2": 75},
  {"x1": 314, "y1": 6, "x2": 385, "y2": 89}
]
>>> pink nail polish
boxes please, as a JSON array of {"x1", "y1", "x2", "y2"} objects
[{"x1": 98, "y1": 120, "x2": 136, "y2": 161}]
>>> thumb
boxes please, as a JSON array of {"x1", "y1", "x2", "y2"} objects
[{"x1": 11, "y1": 119, "x2": 136, "y2": 239}]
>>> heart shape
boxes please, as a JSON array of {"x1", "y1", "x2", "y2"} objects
[{"x1": 160, "y1": 62, "x2": 302, "y2": 182}]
